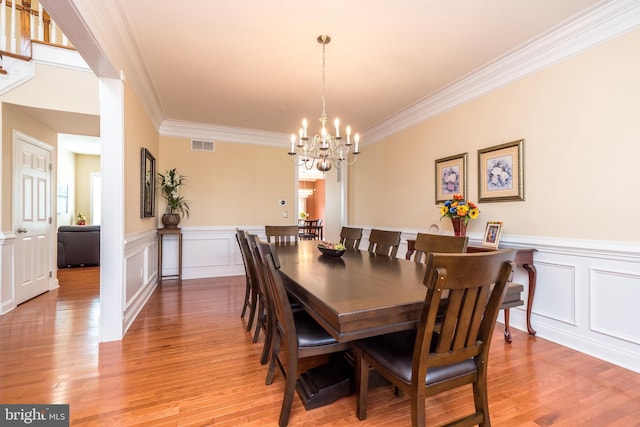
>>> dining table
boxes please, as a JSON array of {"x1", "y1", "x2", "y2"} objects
[
  {"x1": 275, "y1": 240, "x2": 525, "y2": 343},
  {"x1": 275, "y1": 240, "x2": 429, "y2": 343}
]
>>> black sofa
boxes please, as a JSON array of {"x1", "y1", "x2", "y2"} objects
[{"x1": 57, "y1": 225, "x2": 100, "y2": 268}]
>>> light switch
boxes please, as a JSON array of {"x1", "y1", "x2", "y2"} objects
[{"x1": 283, "y1": 211, "x2": 288, "y2": 218}]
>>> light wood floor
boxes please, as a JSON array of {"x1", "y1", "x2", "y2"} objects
[{"x1": 1, "y1": 267, "x2": 639, "y2": 426}]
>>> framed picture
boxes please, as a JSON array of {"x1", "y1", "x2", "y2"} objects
[
  {"x1": 435, "y1": 152, "x2": 467, "y2": 203},
  {"x1": 482, "y1": 221, "x2": 502, "y2": 248},
  {"x1": 141, "y1": 148, "x2": 156, "y2": 218},
  {"x1": 478, "y1": 139, "x2": 524, "y2": 202}
]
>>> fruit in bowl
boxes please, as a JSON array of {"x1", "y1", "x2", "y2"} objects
[
  {"x1": 318, "y1": 242, "x2": 346, "y2": 250},
  {"x1": 317, "y1": 242, "x2": 346, "y2": 257}
]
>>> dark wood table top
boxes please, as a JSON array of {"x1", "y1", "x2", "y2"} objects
[{"x1": 275, "y1": 240, "x2": 428, "y2": 343}]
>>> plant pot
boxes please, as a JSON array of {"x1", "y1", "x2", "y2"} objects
[{"x1": 161, "y1": 213, "x2": 181, "y2": 229}]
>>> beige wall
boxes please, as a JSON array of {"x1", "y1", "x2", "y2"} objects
[
  {"x1": 74, "y1": 154, "x2": 100, "y2": 224},
  {"x1": 158, "y1": 136, "x2": 296, "y2": 226},
  {"x1": 350, "y1": 28, "x2": 640, "y2": 242},
  {"x1": 2, "y1": 64, "x2": 99, "y2": 114},
  {"x1": 124, "y1": 82, "x2": 159, "y2": 235}
]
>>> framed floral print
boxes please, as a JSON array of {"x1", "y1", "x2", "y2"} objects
[
  {"x1": 435, "y1": 152, "x2": 467, "y2": 203},
  {"x1": 482, "y1": 221, "x2": 503, "y2": 248},
  {"x1": 478, "y1": 139, "x2": 524, "y2": 202}
]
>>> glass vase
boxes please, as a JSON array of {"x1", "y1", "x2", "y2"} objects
[{"x1": 451, "y1": 217, "x2": 467, "y2": 237}]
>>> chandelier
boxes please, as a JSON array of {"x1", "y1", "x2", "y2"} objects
[{"x1": 288, "y1": 35, "x2": 360, "y2": 172}]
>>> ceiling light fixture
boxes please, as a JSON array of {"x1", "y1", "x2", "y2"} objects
[{"x1": 288, "y1": 35, "x2": 360, "y2": 172}]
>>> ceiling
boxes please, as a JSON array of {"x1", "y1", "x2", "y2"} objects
[
  {"x1": 46, "y1": 0, "x2": 605, "y2": 141},
  {"x1": 51, "y1": 0, "x2": 603, "y2": 139}
]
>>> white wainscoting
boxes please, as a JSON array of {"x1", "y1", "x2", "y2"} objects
[
  {"x1": 154, "y1": 225, "x2": 640, "y2": 373},
  {"x1": 123, "y1": 229, "x2": 159, "y2": 334}
]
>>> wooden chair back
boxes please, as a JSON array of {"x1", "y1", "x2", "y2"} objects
[
  {"x1": 300, "y1": 219, "x2": 321, "y2": 240},
  {"x1": 411, "y1": 232, "x2": 468, "y2": 263},
  {"x1": 355, "y1": 250, "x2": 515, "y2": 426},
  {"x1": 340, "y1": 226, "x2": 363, "y2": 250},
  {"x1": 367, "y1": 229, "x2": 401, "y2": 257},
  {"x1": 414, "y1": 250, "x2": 515, "y2": 424},
  {"x1": 246, "y1": 233, "x2": 276, "y2": 365},
  {"x1": 254, "y1": 238, "x2": 351, "y2": 426},
  {"x1": 235, "y1": 228, "x2": 259, "y2": 329},
  {"x1": 265, "y1": 225, "x2": 299, "y2": 244}
]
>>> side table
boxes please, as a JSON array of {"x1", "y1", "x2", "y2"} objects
[{"x1": 158, "y1": 228, "x2": 182, "y2": 282}]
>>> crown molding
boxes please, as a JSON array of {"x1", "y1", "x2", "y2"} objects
[
  {"x1": 159, "y1": 120, "x2": 289, "y2": 146},
  {"x1": 362, "y1": 0, "x2": 640, "y2": 144},
  {"x1": 45, "y1": 0, "x2": 640, "y2": 146}
]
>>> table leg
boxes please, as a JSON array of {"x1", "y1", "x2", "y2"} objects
[
  {"x1": 503, "y1": 308, "x2": 512, "y2": 343},
  {"x1": 523, "y1": 263, "x2": 537, "y2": 336}
]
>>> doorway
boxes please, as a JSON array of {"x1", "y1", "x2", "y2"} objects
[{"x1": 298, "y1": 164, "x2": 346, "y2": 242}]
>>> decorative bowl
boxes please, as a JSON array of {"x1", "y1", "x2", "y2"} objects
[{"x1": 317, "y1": 246, "x2": 346, "y2": 258}]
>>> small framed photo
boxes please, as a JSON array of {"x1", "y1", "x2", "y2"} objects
[
  {"x1": 435, "y1": 152, "x2": 467, "y2": 203},
  {"x1": 482, "y1": 221, "x2": 503, "y2": 248},
  {"x1": 478, "y1": 139, "x2": 524, "y2": 202}
]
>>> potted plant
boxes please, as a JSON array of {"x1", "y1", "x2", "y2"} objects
[{"x1": 158, "y1": 168, "x2": 190, "y2": 229}]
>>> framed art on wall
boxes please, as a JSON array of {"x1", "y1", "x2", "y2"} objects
[
  {"x1": 478, "y1": 139, "x2": 524, "y2": 202},
  {"x1": 141, "y1": 148, "x2": 156, "y2": 218},
  {"x1": 482, "y1": 221, "x2": 502, "y2": 248},
  {"x1": 435, "y1": 152, "x2": 467, "y2": 203}
]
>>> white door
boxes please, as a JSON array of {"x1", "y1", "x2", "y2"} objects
[{"x1": 14, "y1": 131, "x2": 53, "y2": 305}]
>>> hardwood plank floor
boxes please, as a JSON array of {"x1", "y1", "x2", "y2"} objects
[{"x1": 1, "y1": 267, "x2": 639, "y2": 426}]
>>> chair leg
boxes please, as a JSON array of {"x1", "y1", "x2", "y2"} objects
[
  {"x1": 355, "y1": 347, "x2": 370, "y2": 420},
  {"x1": 266, "y1": 335, "x2": 280, "y2": 385},
  {"x1": 260, "y1": 311, "x2": 273, "y2": 365},
  {"x1": 277, "y1": 350, "x2": 298, "y2": 427},
  {"x1": 410, "y1": 393, "x2": 426, "y2": 427},
  {"x1": 240, "y1": 276, "x2": 250, "y2": 318},
  {"x1": 253, "y1": 300, "x2": 264, "y2": 343},
  {"x1": 473, "y1": 370, "x2": 490, "y2": 427},
  {"x1": 246, "y1": 285, "x2": 258, "y2": 331}
]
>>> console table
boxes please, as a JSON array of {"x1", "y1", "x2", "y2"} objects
[
  {"x1": 158, "y1": 228, "x2": 182, "y2": 283},
  {"x1": 406, "y1": 239, "x2": 537, "y2": 343}
]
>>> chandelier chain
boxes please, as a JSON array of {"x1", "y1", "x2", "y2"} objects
[{"x1": 321, "y1": 37, "x2": 327, "y2": 120}]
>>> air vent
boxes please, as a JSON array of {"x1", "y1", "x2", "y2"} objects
[{"x1": 191, "y1": 139, "x2": 215, "y2": 152}]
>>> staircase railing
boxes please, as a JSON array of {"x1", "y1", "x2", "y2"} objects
[{"x1": 0, "y1": 0, "x2": 72, "y2": 65}]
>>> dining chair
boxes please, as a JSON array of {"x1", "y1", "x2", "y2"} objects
[
  {"x1": 265, "y1": 225, "x2": 299, "y2": 244},
  {"x1": 300, "y1": 219, "x2": 320, "y2": 240},
  {"x1": 367, "y1": 229, "x2": 401, "y2": 257},
  {"x1": 246, "y1": 233, "x2": 278, "y2": 365},
  {"x1": 355, "y1": 250, "x2": 516, "y2": 427},
  {"x1": 410, "y1": 232, "x2": 468, "y2": 263},
  {"x1": 339, "y1": 226, "x2": 363, "y2": 250},
  {"x1": 235, "y1": 229, "x2": 258, "y2": 331},
  {"x1": 255, "y1": 238, "x2": 352, "y2": 427}
]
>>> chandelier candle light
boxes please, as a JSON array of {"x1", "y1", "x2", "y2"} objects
[{"x1": 289, "y1": 35, "x2": 360, "y2": 172}]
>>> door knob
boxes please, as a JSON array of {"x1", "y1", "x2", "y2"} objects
[{"x1": 16, "y1": 227, "x2": 27, "y2": 234}]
